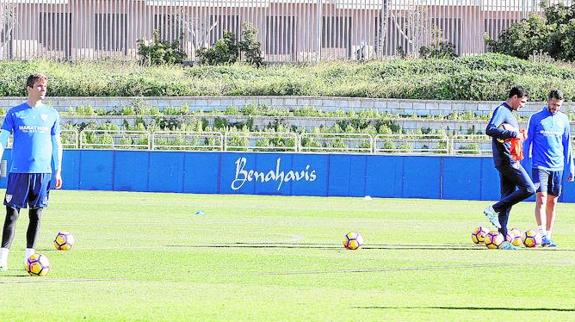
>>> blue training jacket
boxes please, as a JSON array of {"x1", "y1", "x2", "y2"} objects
[
  {"x1": 485, "y1": 102, "x2": 520, "y2": 168},
  {"x1": 1, "y1": 102, "x2": 61, "y2": 173},
  {"x1": 523, "y1": 107, "x2": 574, "y2": 176}
]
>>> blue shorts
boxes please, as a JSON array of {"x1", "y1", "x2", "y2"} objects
[
  {"x1": 4, "y1": 173, "x2": 52, "y2": 209},
  {"x1": 532, "y1": 168, "x2": 562, "y2": 196}
]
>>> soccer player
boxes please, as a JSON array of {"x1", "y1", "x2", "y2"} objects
[
  {"x1": 523, "y1": 89, "x2": 574, "y2": 248},
  {"x1": 0, "y1": 74, "x2": 62, "y2": 271},
  {"x1": 483, "y1": 86, "x2": 536, "y2": 250}
]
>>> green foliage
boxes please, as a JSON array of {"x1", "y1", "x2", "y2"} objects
[
  {"x1": 196, "y1": 31, "x2": 239, "y2": 65},
  {"x1": 196, "y1": 23, "x2": 263, "y2": 67},
  {"x1": 419, "y1": 41, "x2": 458, "y2": 59},
  {"x1": 137, "y1": 30, "x2": 186, "y2": 66},
  {"x1": 487, "y1": 14, "x2": 551, "y2": 60},
  {"x1": 238, "y1": 23, "x2": 264, "y2": 68},
  {"x1": 225, "y1": 127, "x2": 249, "y2": 151},
  {"x1": 488, "y1": 3, "x2": 575, "y2": 62},
  {"x1": 3, "y1": 54, "x2": 575, "y2": 100}
]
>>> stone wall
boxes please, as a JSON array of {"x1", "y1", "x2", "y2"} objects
[{"x1": 1, "y1": 96, "x2": 566, "y2": 117}]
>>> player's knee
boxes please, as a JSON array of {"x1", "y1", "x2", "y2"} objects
[
  {"x1": 5, "y1": 207, "x2": 20, "y2": 223},
  {"x1": 28, "y1": 208, "x2": 43, "y2": 223}
]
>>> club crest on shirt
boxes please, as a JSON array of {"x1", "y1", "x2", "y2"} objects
[
  {"x1": 41, "y1": 114, "x2": 48, "y2": 121},
  {"x1": 5, "y1": 195, "x2": 12, "y2": 203}
]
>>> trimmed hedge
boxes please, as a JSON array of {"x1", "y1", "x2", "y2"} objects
[{"x1": 1, "y1": 54, "x2": 575, "y2": 100}]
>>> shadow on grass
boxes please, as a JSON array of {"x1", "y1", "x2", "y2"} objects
[
  {"x1": 356, "y1": 306, "x2": 575, "y2": 312},
  {"x1": 167, "y1": 242, "x2": 574, "y2": 252},
  {"x1": 0, "y1": 277, "x2": 124, "y2": 284}
]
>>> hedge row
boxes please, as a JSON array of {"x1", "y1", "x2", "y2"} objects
[
  {"x1": 1, "y1": 54, "x2": 575, "y2": 101},
  {"x1": 62, "y1": 115, "x2": 475, "y2": 137}
]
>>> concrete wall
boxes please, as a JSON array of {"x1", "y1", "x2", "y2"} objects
[{"x1": 1, "y1": 96, "x2": 563, "y2": 118}]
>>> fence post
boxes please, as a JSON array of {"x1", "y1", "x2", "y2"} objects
[{"x1": 317, "y1": 0, "x2": 322, "y2": 63}]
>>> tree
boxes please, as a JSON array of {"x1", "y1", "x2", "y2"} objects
[
  {"x1": 179, "y1": 14, "x2": 218, "y2": 56},
  {"x1": 486, "y1": 3, "x2": 575, "y2": 61},
  {"x1": 196, "y1": 23, "x2": 263, "y2": 67},
  {"x1": 137, "y1": 30, "x2": 186, "y2": 65},
  {"x1": 0, "y1": 4, "x2": 17, "y2": 57},
  {"x1": 486, "y1": 14, "x2": 551, "y2": 60},
  {"x1": 238, "y1": 23, "x2": 263, "y2": 67},
  {"x1": 196, "y1": 31, "x2": 238, "y2": 65}
]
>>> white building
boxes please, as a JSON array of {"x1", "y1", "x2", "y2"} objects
[{"x1": 0, "y1": 0, "x2": 569, "y2": 62}]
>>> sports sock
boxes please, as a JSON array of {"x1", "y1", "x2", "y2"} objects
[
  {"x1": 538, "y1": 226, "x2": 547, "y2": 238},
  {"x1": 25, "y1": 248, "x2": 35, "y2": 260},
  {"x1": 0, "y1": 247, "x2": 9, "y2": 269}
]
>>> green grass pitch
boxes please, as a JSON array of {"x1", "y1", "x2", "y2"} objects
[{"x1": 1, "y1": 190, "x2": 574, "y2": 321}]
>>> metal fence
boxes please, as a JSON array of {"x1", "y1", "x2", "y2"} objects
[
  {"x1": 52, "y1": 128, "x2": 503, "y2": 154},
  {"x1": 1, "y1": 0, "x2": 572, "y2": 62}
]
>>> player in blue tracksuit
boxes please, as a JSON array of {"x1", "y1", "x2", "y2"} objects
[
  {"x1": 483, "y1": 86, "x2": 536, "y2": 250},
  {"x1": 0, "y1": 74, "x2": 63, "y2": 271},
  {"x1": 523, "y1": 89, "x2": 574, "y2": 248}
]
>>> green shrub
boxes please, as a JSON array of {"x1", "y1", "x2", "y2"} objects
[
  {"x1": 196, "y1": 31, "x2": 239, "y2": 65},
  {"x1": 3, "y1": 54, "x2": 575, "y2": 100},
  {"x1": 487, "y1": 3, "x2": 575, "y2": 62},
  {"x1": 419, "y1": 41, "x2": 458, "y2": 59},
  {"x1": 137, "y1": 30, "x2": 186, "y2": 66}
]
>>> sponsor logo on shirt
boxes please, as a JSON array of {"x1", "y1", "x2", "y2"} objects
[
  {"x1": 538, "y1": 130, "x2": 563, "y2": 137},
  {"x1": 18, "y1": 125, "x2": 50, "y2": 133}
]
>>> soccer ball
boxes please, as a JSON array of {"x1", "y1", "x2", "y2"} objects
[
  {"x1": 523, "y1": 229, "x2": 542, "y2": 248},
  {"x1": 507, "y1": 228, "x2": 523, "y2": 247},
  {"x1": 54, "y1": 231, "x2": 75, "y2": 251},
  {"x1": 343, "y1": 232, "x2": 364, "y2": 250},
  {"x1": 471, "y1": 226, "x2": 489, "y2": 244},
  {"x1": 25, "y1": 253, "x2": 50, "y2": 276},
  {"x1": 484, "y1": 231, "x2": 504, "y2": 249}
]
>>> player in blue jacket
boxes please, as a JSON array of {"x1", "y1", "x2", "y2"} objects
[
  {"x1": 523, "y1": 89, "x2": 574, "y2": 248},
  {"x1": 483, "y1": 86, "x2": 536, "y2": 250},
  {"x1": 0, "y1": 74, "x2": 63, "y2": 271}
]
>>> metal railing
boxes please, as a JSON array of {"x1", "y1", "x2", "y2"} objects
[
  {"x1": 224, "y1": 131, "x2": 298, "y2": 152},
  {"x1": 151, "y1": 131, "x2": 223, "y2": 151},
  {"x1": 299, "y1": 132, "x2": 373, "y2": 153},
  {"x1": 374, "y1": 134, "x2": 449, "y2": 154},
  {"x1": 450, "y1": 134, "x2": 492, "y2": 155},
  {"x1": 54, "y1": 128, "x2": 504, "y2": 155},
  {"x1": 17, "y1": 128, "x2": 574, "y2": 156},
  {"x1": 79, "y1": 130, "x2": 150, "y2": 150}
]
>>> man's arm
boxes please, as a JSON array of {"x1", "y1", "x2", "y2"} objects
[
  {"x1": 0, "y1": 129, "x2": 9, "y2": 176},
  {"x1": 522, "y1": 114, "x2": 535, "y2": 159},
  {"x1": 52, "y1": 134, "x2": 63, "y2": 189},
  {"x1": 485, "y1": 106, "x2": 518, "y2": 140},
  {"x1": 562, "y1": 120, "x2": 574, "y2": 182}
]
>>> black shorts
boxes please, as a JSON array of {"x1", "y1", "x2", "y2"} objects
[
  {"x1": 4, "y1": 173, "x2": 52, "y2": 209},
  {"x1": 532, "y1": 168, "x2": 562, "y2": 196}
]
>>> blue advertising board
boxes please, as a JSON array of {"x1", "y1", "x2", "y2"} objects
[{"x1": 0, "y1": 150, "x2": 570, "y2": 202}]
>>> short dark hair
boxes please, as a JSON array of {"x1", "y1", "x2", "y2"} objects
[
  {"x1": 508, "y1": 86, "x2": 528, "y2": 99},
  {"x1": 548, "y1": 89, "x2": 564, "y2": 100},
  {"x1": 26, "y1": 74, "x2": 48, "y2": 89}
]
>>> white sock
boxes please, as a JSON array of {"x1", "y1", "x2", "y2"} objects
[
  {"x1": 0, "y1": 247, "x2": 9, "y2": 268},
  {"x1": 547, "y1": 231, "x2": 553, "y2": 240},
  {"x1": 538, "y1": 226, "x2": 547, "y2": 237},
  {"x1": 25, "y1": 248, "x2": 35, "y2": 261}
]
